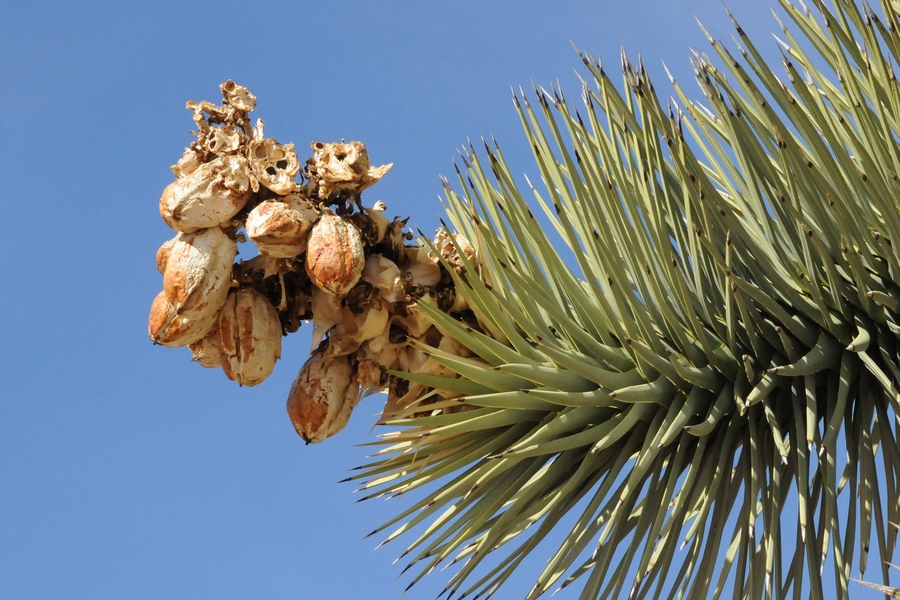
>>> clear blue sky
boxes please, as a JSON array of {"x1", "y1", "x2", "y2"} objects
[{"x1": 0, "y1": 1, "x2": 886, "y2": 598}]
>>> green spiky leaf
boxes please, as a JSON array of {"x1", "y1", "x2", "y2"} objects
[{"x1": 359, "y1": 1, "x2": 900, "y2": 597}]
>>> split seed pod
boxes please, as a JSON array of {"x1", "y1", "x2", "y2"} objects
[
  {"x1": 247, "y1": 138, "x2": 300, "y2": 195},
  {"x1": 245, "y1": 192, "x2": 319, "y2": 257},
  {"x1": 286, "y1": 351, "x2": 360, "y2": 443},
  {"x1": 305, "y1": 214, "x2": 365, "y2": 296},
  {"x1": 310, "y1": 141, "x2": 393, "y2": 198},
  {"x1": 217, "y1": 288, "x2": 282, "y2": 386},
  {"x1": 220, "y1": 79, "x2": 256, "y2": 112},
  {"x1": 149, "y1": 227, "x2": 237, "y2": 347}
]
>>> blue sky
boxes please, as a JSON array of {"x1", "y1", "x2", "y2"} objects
[{"x1": 0, "y1": 1, "x2": 888, "y2": 598}]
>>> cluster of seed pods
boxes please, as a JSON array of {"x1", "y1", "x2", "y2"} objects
[{"x1": 149, "y1": 82, "x2": 479, "y2": 443}]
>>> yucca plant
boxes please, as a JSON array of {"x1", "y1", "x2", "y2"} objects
[{"x1": 345, "y1": 1, "x2": 900, "y2": 598}]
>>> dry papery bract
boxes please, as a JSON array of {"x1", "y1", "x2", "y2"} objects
[{"x1": 149, "y1": 81, "x2": 483, "y2": 442}]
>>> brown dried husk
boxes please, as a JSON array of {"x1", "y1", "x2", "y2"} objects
[
  {"x1": 305, "y1": 214, "x2": 365, "y2": 296},
  {"x1": 217, "y1": 288, "x2": 283, "y2": 386},
  {"x1": 286, "y1": 351, "x2": 359, "y2": 443}
]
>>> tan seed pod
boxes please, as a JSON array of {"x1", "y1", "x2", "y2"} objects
[
  {"x1": 205, "y1": 128, "x2": 242, "y2": 155},
  {"x1": 161, "y1": 227, "x2": 237, "y2": 328},
  {"x1": 431, "y1": 228, "x2": 478, "y2": 272},
  {"x1": 305, "y1": 214, "x2": 365, "y2": 296},
  {"x1": 217, "y1": 288, "x2": 282, "y2": 386},
  {"x1": 286, "y1": 351, "x2": 360, "y2": 444},
  {"x1": 220, "y1": 79, "x2": 256, "y2": 112},
  {"x1": 311, "y1": 141, "x2": 392, "y2": 198},
  {"x1": 247, "y1": 138, "x2": 300, "y2": 195},
  {"x1": 189, "y1": 329, "x2": 223, "y2": 368},
  {"x1": 148, "y1": 290, "x2": 219, "y2": 348},
  {"x1": 245, "y1": 193, "x2": 319, "y2": 258},
  {"x1": 156, "y1": 237, "x2": 177, "y2": 275},
  {"x1": 160, "y1": 155, "x2": 253, "y2": 233},
  {"x1": 171, "y1": 147, "x2": 203, "y2": 179}
]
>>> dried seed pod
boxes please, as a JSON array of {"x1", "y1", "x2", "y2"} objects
[
  {"x1": 148, "y1": 291, "x2": 219, "y2": 348},
  {"x1": 311, "y1": 141, "x2": 392, "y2": 198},
  {"x1": 286, "y1": 351, "x2": 360, "y2": 444},
  {"x1": 220, "y1": 79, "x2": 256, "y2": 112},
  {"x1": 431, "y1": 228, "x2": 478, "y2": 272},
  {"x1": 161, "y1": 227, "x2": 236, "y2": 326},
  {"x1": 247, "y1": 138, "x2": 300, "y2": 195},
  {"x1": 171, "y1": 147, "x2": 203, "y2": 179},
  {"x1": 189, "y1": 330, "x2": 222, "y2": 368},
  {"x1": 245, "y1": 192, "x2": 319, "y2": 258},
  {"x1": 156, "y1": 237, "x2": 177, "y2": 274},
  {"x1": 205, "y1": 127, "x2": 242, "y2": 155},
  {"x1": 217, "y1": 288, "x2": 282, "y2": 386},
  {"x1": 305, "y1": 214, "x2": 365, "y2": 296},
  {"x1": 160, "y1": 155, "x2": 253, "y2": 233}
]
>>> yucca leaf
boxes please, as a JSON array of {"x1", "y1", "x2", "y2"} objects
[{"x1": 355, "y1": 1, "x2": 900, "y2": 597}]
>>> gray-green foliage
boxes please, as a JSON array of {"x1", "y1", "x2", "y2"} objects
[{"x1": 352, "y1": 1, "x2": 900, "y2": 597}]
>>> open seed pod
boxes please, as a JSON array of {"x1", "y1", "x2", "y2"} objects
[
  {"x1": 305, "y1": 214, "x2": 365, "y2": 296},
  {"x1": 286, "y1": 351, "x2": 360, "y2": 444},
  {"x1": 310, "y1": 141, "x2": 393, "y2": 198},
  {"x1": 247, "y1": 138, "x2": 300, "y2": 195},
  {"x1": 220, "y1": 79, "x2": 256, "y2": 112},
  {"x1": 245, "y1": 192, "x2": 319, "y2": 258},
  {"x1": 160, "y1": 155, "x2": 254, "y2": 233},
  {"x1": 216, "y1": 288, "x2": 282, "y2": 386}
]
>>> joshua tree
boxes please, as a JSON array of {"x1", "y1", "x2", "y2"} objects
[{"x1": 149, "y1": 1, "x2": 900, "y2": 598}]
